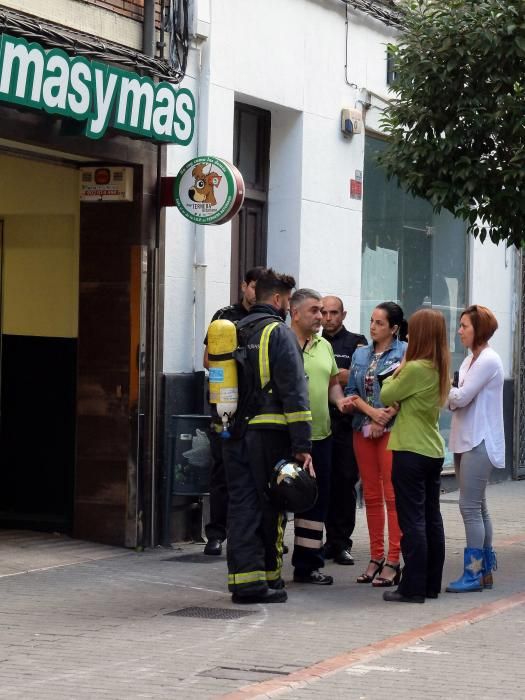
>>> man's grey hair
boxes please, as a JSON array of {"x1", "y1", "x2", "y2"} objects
[{"x1": 290, "y1": 287, "x2": 322, "y2": 311}]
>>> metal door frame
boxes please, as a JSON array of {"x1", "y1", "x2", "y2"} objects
[
  {"x1": 0, "y1": 221, "x2": 3, "y2": 419},
  {"x1": 513, "y1": 250, "x2": 525, "y2": 478}
]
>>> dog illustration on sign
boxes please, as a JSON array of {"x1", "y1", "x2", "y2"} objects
[{"x1": 188, "y1": 163, "x2": 222, "y2": 205}]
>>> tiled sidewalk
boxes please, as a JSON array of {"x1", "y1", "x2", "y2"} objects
[{"x1": 0, "y1": 480, "x2": 523, "y2": 699}]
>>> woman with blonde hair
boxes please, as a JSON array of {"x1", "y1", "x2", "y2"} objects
[{"x1": 380, "y1": 308, "x2": 450, "y2": 603}]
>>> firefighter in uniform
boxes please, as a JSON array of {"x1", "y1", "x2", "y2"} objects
[
  {"x1": 202, "y1": 267, "x2": 266, "y2": 556},
  {"x1": 321, "y1": 295, "x2": 367, "y2": 565},
  {"x1": 223, "y1": 269, "x2": 313, "y2": 604}
]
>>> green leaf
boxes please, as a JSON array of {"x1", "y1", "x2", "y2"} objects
[
  {"x1": 379, "y1": 0, "x2": 525, "y2": 247},
  {"x1": 515, "y1": 36, "x2": 525, "y2": 52}
]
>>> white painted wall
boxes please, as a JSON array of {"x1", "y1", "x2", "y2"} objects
[
  {"x1": 163, "y1": 0, "x2": 515, "y2": 382},
  {"x1": 162, "y1": 45, "x2": 200, "y2": 374},
  {"x1": 267, "y1": 108, "x2": 303, "y2": 281},
  {"x1": 164, "y1": 0, "x2": 394, "y2": 370},
  {"x1": 469, "y1": 237, "x2": 516, "y2": 377}
]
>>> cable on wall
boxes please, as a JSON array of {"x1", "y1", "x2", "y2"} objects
[
  {"x1": 339, "y1": 0, "x2": 404, "y2": 29},
  {"x1": 0, "y1": 7, "x2": 186, "y2": 83},
  {"x1": 163, "y1": 0, "x2": 190, "y2": 79}
]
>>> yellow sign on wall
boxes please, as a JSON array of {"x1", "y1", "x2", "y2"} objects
[{"x1": 0, "y1": 155, "x2": 79, "y2": 339}]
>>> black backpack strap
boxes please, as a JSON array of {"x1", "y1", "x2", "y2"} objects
[
  {"x1": 236, "y1": 314, "x2": 282, "y2": 391},
  {"x1": 228, "y1": 316, "x2": 281, "y2": 439},
  {"x1": 208, "y1": 350, "x2": 235, "y2": 362}
]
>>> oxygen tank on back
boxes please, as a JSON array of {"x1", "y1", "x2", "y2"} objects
[{"x1": 207, "y1": 319, "x2": 238, "y2": 438}]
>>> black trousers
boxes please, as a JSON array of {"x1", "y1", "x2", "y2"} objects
[
  {"x1": 205, "y1": 428, "x2": 228, "y2": 542},
  {"x1": 392, "y1": 450, "x2": 445, "y2": 597},
  {"x1": 223, "y1": 429, "x2": 289, "y2": 596},
  {"x1": 292, "y1": 436, "x2": 332, "y2": 575},
  {"x1": 325, "y1": 424, "x2": 359, "y2": 553}
]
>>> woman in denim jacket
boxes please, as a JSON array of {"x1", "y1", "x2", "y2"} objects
[{"x1": 345, "y1": 302, "x2": 407, "y2": 586}]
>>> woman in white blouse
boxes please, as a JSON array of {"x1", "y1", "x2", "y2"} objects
[{"x1": 446, "y1": 305, "x2": 504, "y2": 593}]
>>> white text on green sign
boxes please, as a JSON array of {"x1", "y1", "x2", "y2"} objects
[{"x1": 0, "y1": 33, "x2": 195, "y2": 144}]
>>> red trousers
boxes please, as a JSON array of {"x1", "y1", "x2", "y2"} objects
[{"x1": 353, "y1": 430, "x2": 401, "y2": 563}]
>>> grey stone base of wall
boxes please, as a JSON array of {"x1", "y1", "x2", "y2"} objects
[{"x1": 159, "y1": 372, "x2": 209, "y2": 545}]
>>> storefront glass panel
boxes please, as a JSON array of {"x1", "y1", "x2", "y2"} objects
[{"x1": 361, "y1": 136, "x2": 468, "y2": 467}]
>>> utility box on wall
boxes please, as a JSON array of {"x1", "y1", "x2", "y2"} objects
[
  {"x1": 161, "y1": 413, "x2": 212, "y2": 546},
  {"x1": 169, "y1": 415, "x2": 212, "y2": 496},
  {"x1": 341, "y1": 108, "x2": 363, "y2": 138}
]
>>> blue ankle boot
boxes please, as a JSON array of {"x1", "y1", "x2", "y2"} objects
[
  {"x1": 482, "y1": 547, "x2": 497, "y2": 589},
  {"x1": 446, "y1": 547, "x2": 484, "y2": 593}
]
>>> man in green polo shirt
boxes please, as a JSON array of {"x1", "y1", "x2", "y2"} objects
[{"x1": 289, "y1": 288, "x2": 348, "y2": 584}]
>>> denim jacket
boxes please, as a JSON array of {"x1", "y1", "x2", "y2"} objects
[{"x1": 345, "y1": 338, "x2": 407, "y2": 431}]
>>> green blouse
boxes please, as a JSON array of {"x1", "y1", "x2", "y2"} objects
[{"x1": 380, "y1": 359, "x2": 445, "y2": 458}]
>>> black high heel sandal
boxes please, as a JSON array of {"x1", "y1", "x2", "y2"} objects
[
  {"x1": 372, "y1": 562, "x2": 401, "y2": 587},
  {"x1": 356, "y1": 558, "x2": 385, "y2": 584}
]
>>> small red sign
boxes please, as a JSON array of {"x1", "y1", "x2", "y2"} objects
[
  {"x1": 350, "y1": 179, "x2": 362, "y2": 200},
  {"x1": 95, "y1": 168, "x2": 111, "y2": 185}
]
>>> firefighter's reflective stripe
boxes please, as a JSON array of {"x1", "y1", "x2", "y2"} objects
[
  {"x1": 248, "y1": 413, "x2": 287, "y2": 426},
  {"x1": 227, "y1": 570, "x2": 267, "y2": 585},
  {"x1": 266, "y1": 512, "x2": 285, "y2": 581},
  {"x1": 258, "y1": 321, "x2": 280, "y2": 388},
  {"x1": 294, "y1": 517, "x2": 323, "y2": 550},
  {"x1": 285, "y1": 410, "x2": 312, "y2": 423}
]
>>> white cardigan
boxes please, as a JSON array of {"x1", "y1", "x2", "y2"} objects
[{"x1": 448, "y1": 347, "x2": 505, "y2": 468}]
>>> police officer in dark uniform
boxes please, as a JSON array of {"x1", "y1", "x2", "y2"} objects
[
  {"x1": 202, "y1": 266, "x2": 266, "y2": 555},
  {"x1": 321, "y1": 295, "x2": 367, "y2": 565},
  {"x1": 223, "y1": 269, "x2": 313, "y2": 604}
]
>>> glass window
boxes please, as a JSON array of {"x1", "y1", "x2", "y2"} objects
[{"x1": 361, "y1": 136, "x2": 468, "y2": 467}]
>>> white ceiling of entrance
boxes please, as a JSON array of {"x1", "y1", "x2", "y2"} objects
[{"x1": 0, "y1": 138, "x2": 93, "y2": 165}]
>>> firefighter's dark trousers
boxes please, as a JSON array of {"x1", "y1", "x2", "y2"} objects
[
  {"x1": 204, "y1": 428, "x2": 228, "y2": 542},
  {"x1": 292, "y1": 436, "x2": 332, "y2": 574},
  {"x1": 223, "y1": 429, "x2": 289, "y2": 597},
  {"x1": 325, "y1": 424, "x2": 359, "y2": 553}
]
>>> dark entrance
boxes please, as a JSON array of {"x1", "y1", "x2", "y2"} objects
[
  {"x1": 0, "y1": 334, "x2": 77, "y2": 529},
  {"x1": 0, "y1": 107, "x2": 158, "y2": 546},
  {"x1": 230, "y1": 102, "x2": 271, "y2": 300},
  {"x1": 0, "y1": 159, "x2": 79, "y2": 532}
]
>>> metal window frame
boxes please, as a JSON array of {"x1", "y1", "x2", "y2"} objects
[{"x1": 513, "y1": 250, "x2": 525, "y2": 478}]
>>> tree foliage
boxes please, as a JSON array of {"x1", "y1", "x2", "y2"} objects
[{"x1": 379, "y1": 0, "x2": 525, "y2": 247}]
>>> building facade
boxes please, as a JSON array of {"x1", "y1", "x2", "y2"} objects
[
  {"x1": 0, "y1": 0, "x2": 196, "y2": 546},
  {"x1": 0, "y1": 0, "x2": 518, "y2": 547},
  {"x1": 162, "y1": 0, "x2": 517, "y2": 539}
]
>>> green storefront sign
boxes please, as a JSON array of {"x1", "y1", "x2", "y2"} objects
[{"x1": 0, "y1": 33, "x2": 195, "y2": 144}]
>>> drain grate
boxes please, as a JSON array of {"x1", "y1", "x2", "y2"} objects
[
  {"x1": 166, "y1": 606, "x2": 257, "y2": 619},
  {"x1": 163, "y1": 554, "x2": 223, "y2": 563},
  {"x1": 199, "y1": 666, "x2": 289, "y2": 681}
]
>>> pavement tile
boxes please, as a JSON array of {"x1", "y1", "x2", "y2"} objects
[{"x1": 0, "y1": 481, "x2": 523, "y2": 698}]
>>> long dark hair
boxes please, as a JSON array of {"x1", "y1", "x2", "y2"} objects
[{"x1": 375, "y1": 301, "x2": 408, "y2": 341}]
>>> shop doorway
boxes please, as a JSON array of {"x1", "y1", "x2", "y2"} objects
[
  {"x1": 0, "y1": 154, "x2": 79, "y2": 530},
  {"x1": 0, "y1": 150, "x2": 147, "y2": 545}
]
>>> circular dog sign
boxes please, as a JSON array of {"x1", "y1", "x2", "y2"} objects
[{"x1": 174, "y1": 156, "x2": 245, "y2": 225}]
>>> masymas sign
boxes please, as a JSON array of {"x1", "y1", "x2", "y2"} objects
[{"x1": 0, "y1": 33, "x2": 195, "y2": 144}]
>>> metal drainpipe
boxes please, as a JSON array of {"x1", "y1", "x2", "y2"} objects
[
  {"x1": 143, "y1": 0, "x2": 156, "y2": 58},
  {"x1": 143, "y1": 0, "x2": 161, "y2": 547}
]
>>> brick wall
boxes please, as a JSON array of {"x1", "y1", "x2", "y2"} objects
[{"x1": 83, "y1": 0, "x2": 162, "y2": 24}]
